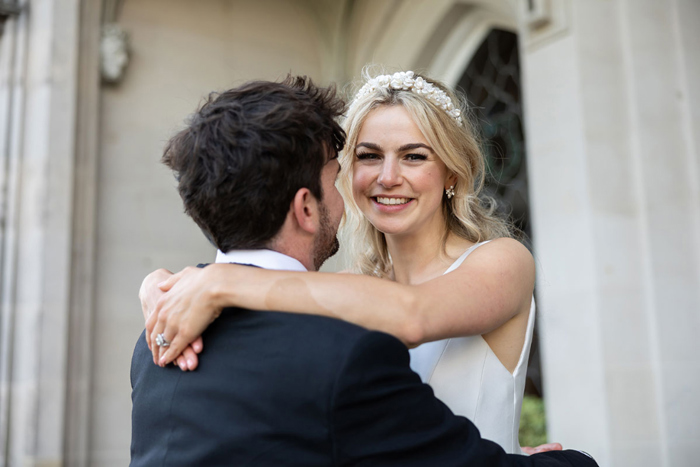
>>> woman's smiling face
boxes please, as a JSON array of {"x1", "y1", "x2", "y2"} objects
[{"x1": 352, "y1": 105, "x2": 455, "y2": 238}]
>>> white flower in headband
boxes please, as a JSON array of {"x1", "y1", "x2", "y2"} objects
[{"x1": 354, "y1": 71, "x2": 463, "y2": 125}]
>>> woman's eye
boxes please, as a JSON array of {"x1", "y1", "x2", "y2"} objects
[
  {"x1": 406, "y1": 153, "x2": 428, "y2": 161},
  {"x1": 356, "y1": 152, "x2": 379, "y2": 160}
]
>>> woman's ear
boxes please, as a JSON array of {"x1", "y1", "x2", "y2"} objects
[
  {"x1": 291, "y1": 187, "x2": 319, "y2": 234},
  {"x1": 445, "y1": 172, "x2": 458, "y2": 190}
]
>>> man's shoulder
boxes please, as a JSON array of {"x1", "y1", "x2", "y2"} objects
[
  {"x1": 212, "y1": 308, "x2": 405, "y2": 361},
  {"x1": 217, "y1": 307, "x2": 377, "y2": 340},
  {"x1": 131, "y1": 310, "x2": 406, "y2": 375}
]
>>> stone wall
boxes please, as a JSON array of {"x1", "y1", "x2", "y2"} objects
[
  {"x1": 522, "y1": 1, "x2": 700, "y2": 465},
  {"x1": 0, "y1": 1, "x2": 698, "y2": 466}
]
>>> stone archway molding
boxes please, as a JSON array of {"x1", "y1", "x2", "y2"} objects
[
  {"x1": 344, "y1": 0, "x2": 455, "y2": 77},
  {"x1": 420, "y1": 3, "x2": 517, "y2": 87},
  {"x1": 343, "y1": 0, "x2": 518, "y2": 87}
]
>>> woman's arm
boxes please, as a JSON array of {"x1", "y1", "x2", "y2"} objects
[{"x1": 148, "y1": 238, "x2": 534, "y2": 366}]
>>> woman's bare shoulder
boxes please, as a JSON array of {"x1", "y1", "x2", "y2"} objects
[
  {"x1": 454, "y1": 237, "x2": 535, "y2": 286},
  {"x1": 479, "y1": 237, "x2": 532, "y2": 261}
]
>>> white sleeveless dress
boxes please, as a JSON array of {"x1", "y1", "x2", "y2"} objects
[{"x1": 409, "y1": 241, "x2": 535, "y2": 454}]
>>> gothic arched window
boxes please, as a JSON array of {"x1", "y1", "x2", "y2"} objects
[
  {"x1": 458, "y1": 29, "x2": 543, "y2": 402},
  {"x1": 458, "y1": 29, "x2": 531, "y2": 246}
]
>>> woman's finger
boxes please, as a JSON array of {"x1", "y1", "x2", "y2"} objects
[
  {"x1": 175, "y1": 354, "x2": 187, "y2": 371},
  {"x1": 150, "y1": 312, "x2": 175, "y2": 365},
  {"x1": 149, "y1": 310, "x2": 162, "y2": 363},
  {"x1": 147, "y1": 291, "x2": 172, "y2": 354},
  {"x1": 149, "y1": 327, "x2": 161, "y2": 365},
  {"x1": 524, "y1": 442, "x2": 562, "y2": 454},
  {"x1": 157, "y1": 324, "x2": 180, "y2": 366},
  {"x1": 140, "y1": 294, "x2": 150, "y2": 322},
  {"x1": 139, "y1": 269, "x2": 173, "y2": 321},
  {"x1": 158, "y1": 266, "x2": 193, "y2": 292},
  {"x1": 157, "y1": 274, "x2": 179, "y2": 292},
  {"x1": 181, "y1": 345, "x2": 200, "y2": 370},
  {"x1": 158, "y1": 333, "x2": 189, "y2": 366},
  {"x1": 191, "y1": 336, "x2": 204, "y2": 354},
  {"x1": 145, "y1": 308, "x2": 159, "y2": 351}
]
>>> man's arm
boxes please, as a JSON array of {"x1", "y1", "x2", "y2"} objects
[{"x1": 330, "y1": 331, "x2": 597, "y2": 467}]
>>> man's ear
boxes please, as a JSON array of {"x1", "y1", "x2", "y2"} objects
[{"x1": 291, "y1": 187, "x2": 319, "y2": 234}]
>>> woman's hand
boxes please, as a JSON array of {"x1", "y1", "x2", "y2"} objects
[
  {"x1": 521, "y1": 442, "x2": 563, "y2": 455},
  {"x1": 172, "y1": 337, "x2": 204, "y2": 371},
  {"x1": 140, "y1": 268, "x2": 205, "y2": 370},
  {"x1": 146, "y1": 265, "x2": 226, "y2": 367},
  {"x1": 139, "y1": 268, "x2": 173, "y2": 324}
]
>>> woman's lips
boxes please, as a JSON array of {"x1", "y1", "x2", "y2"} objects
[{"x1": 371, "y1": 196, "x2": 414, "y2": 212}]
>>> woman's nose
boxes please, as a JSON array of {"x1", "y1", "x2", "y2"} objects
[{"x1": 377, "y1": 159, "x2": 402, "y2": 187}]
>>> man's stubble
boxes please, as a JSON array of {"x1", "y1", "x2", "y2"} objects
[{"x1": 313, "y1": 201, "x2": 340, "y2": 270}]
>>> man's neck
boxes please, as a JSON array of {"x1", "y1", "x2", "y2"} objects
[{"x1": 265, "y1": 238, "x2": 316, "y2": 271}]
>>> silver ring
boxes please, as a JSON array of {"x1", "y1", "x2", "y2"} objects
[{"x1": 155, "y1": 333, "x2": 170, "y2": 347}]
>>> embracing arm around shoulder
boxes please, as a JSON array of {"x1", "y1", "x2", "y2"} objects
[{"x1": 147, "y1": 238, "x2": 534, "y2": 365}]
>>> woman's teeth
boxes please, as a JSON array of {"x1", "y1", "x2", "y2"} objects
[{"x1": 376, "y1": 197, "x2": 410, "y2": 205}]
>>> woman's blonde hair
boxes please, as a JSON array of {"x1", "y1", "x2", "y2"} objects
[{"x1": 338, "y1": 69, "x2": 513, "y2": 278}]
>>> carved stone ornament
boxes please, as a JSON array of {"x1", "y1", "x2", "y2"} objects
[
  {"x1": 519, "y1": 0, "x2": 571, "y2": 50},
  {"x1": 100, "y1": 23, "x2": 130, "y2": 84},
  {"x1": 0, "y1": 1, "x2": 22, "y2": 39}
]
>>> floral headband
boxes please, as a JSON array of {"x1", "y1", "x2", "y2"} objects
[{"x1": 353, "y1": 71, "x2": 463, "y2": 126}]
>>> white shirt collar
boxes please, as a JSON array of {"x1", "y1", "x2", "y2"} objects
[{"x1": 215, "y1": 249, "x2": 307, "y2": 272}]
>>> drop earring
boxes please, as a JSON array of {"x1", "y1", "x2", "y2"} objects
[{"x1": 445, "y1": 185, "x2": 455, "y2": 199}]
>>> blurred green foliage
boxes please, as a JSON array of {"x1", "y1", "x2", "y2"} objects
[{"x1": 519, "y1": 395, "x2": 547, "y2": 447}]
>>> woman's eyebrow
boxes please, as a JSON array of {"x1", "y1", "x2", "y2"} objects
[
  {"x1": 356, "y1": 142, "x2": 382, "y2": 151},
  {"x1": 356, "y1": 142, "x2": 434, "y2": 153},
  {"x1": 398, "y1": 143, "x2": 433, "y2": 152}
]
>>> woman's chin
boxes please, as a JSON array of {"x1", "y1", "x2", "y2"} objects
[
  {"x1": 359, "y1": 207, "x2": 418, "y2": 237},
  {"x1": 368, "y1": 220, "x2": 411, "y2": 237}
]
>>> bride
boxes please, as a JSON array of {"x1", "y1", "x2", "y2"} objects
[{"x1": 141, "y1": 70, "x2": 553, "y2": 455}]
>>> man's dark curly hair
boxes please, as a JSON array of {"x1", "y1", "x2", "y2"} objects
[{"x1": 162, "y1": 75, "x2": 346, "y2": 252}]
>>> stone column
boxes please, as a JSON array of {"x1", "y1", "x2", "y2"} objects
[
  {"x1": 0, "y1": 0, "x2": 98, "y2": 465},
  {"x1": 521, "y1": 1, "x2": 700, "y2": 465}
]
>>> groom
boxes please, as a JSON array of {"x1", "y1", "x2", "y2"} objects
[{"x1": 130, "y1": 76, "x2": 596, "y2": 466}]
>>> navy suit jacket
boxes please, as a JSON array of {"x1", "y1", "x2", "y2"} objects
[{"x1": 131, "y1": 308, "x2": 596, "y2": 466}]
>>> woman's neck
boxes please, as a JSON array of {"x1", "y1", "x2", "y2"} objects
[{"x1": 386, "y1": 227, "x2": 470, "y2": 285}]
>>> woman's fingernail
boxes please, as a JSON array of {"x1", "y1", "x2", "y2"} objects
[
  {"x1": 159, "y1": 356, "x2": 166, "y2": 366},
  {"x1": 179, "y1": 360, "x2": 186, "y2": 370},
  {"x1": 187, "y1": 359, "x2": 194, "y2": 368}
]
